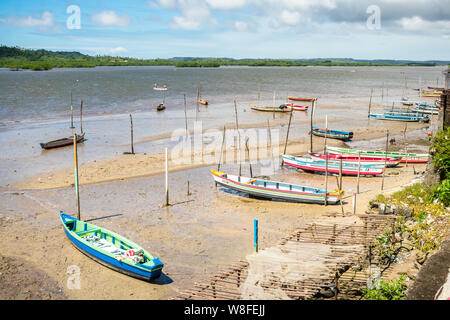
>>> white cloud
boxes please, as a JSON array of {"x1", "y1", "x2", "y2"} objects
[
  {"x1": 168, "y1": 0, "x2": 215, "y2": 30},
  {"x1": 1, "y1": 11, "x2": 54, "y2": 27},
  {"x1": 206, "y1": 0, "x2": 247, "y2": 10},
  {"x1": 109, "y1": 47, "x2": 128, "y2": 55},
  {"x1": 280, "y1": 10, "x2": 301, "y2": 26},
  {"x1": 398, "y1": 16, "x2": 450, "y2": 31},
  {"x1": 234, "y1": 21, "x2": 249, "y2": 32},
  {"x1": 92, "y1": 11, "x2": 131, "y2": 27}
]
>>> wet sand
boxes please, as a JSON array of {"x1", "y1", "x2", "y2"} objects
[{"x1": 0, "y1": 89, "x2": 436, "y2": 299}]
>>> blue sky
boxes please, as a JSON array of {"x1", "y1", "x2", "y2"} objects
[{"x1": 0, "y1": 0, "x2": 449, "y2": 60}]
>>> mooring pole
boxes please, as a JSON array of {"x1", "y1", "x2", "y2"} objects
[
  {"x1": 310, "y1": 99, "x2": 314, "y2": 153},
  {"x1": 254, "y1": 219, "x2": 258, "y2": 253},
  {"x1": 129, "y1": 114, "x2": 134, "y2": 154},
  {"x1": 283, "y1": 108, "x2": 294, "y2": 156},
  {"x1": 324, "y1": 147, "x2": 328, "y2": 206},
  {"x1": 323, "y1": 115, "x2": 328, "y2": 153},
  {"x1": 73, "y1": 134, "x2": 81, "y2": 220},
  {"x1": 381, "y1": 130, "x2": 389, "y2": 190},
  {"x1": 368, "y1": 88, "x2": 373, "y2": 118},
  {"x1": 80, "y1": 100, "x2": 83, "y2": 134},
  {"x1": 165, "y1": 147, "x2": 169, "y2": 206},
  {"x1": 70, "y1": 91, "x2": 75, "y2": 129},
  {"x1": 357, "y1": 151, "x2": 361, "y2": 194}
]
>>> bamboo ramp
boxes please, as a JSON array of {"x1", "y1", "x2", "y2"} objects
[{"x1": 172, "y1": 214, "x2": 398, "y2": 300}]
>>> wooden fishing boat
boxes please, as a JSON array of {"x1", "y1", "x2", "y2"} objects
[
  {"x1": 283, "y1": 103, "x2": 308, "y2": 111},
  {"x1": 288, "y1": 97, "x2": 316, "y2": 102},
  {"x1": 153, "y1": 84, "x2": 167, "y2": 91},
  {"x1": 369, "y1": 113, "x2": 429, "y2": 122},
  {"x1": 156, "y1": 103, "x2": 165, "y2": 111},
  {"x1": 250, "y1": 104, "x2": 292, "y2": 112},
  {"x1": 311, "y1": 127, "x2": 353, "y2": 141},
  {"x1": 308, "y1": 153, "x2": 401, "y2": 168},
  {"x1": 421, "y1": 92, "x2": 441, "y2": 98},
  {"x1": 40, "y1": 132, "x2": 85, "y2": 150},
  {"x1": 60, "y1": 212, "x2": 164, "y2": 281},
  {"x1": 211, "y1": 169, "x2": 342, "y2": 204},
  {"x1": 281, "y1": 155, "x2": 384, "y2": 176},
  {"x1": 327, "y1": 146, "x2": 429, "y2": 163},
  {"x1": 199, "y1": 99, "x2": 208, "y2": 105}
]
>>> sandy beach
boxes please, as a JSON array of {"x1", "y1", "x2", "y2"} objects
[{"x1": 0, "y1": 65, "x2": 442, "y2": 300}]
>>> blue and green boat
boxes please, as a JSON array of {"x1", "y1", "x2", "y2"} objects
[{"x1": 60, "y1": 211, "x2": 164, "y2": 281}]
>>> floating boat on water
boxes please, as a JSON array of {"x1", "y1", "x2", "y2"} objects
[
  {"x1": 308, "y1": 153, "x2": 400, "y2": 168},
  {"x1": 369, "y1": 113, "x2": 429, "y2": 122},
  {"x1": 281, "y1": 155, "x2": 384, "y2": 176},
  {"x1": 282, "y1": 103, "x2": 308, "y2": 111},
  {"x1": 311, "y1": 127, "x2": 353, "y2": 141},
  {"x1": 199, "y1": 99, "x2": 208, "y2": 105},
  {"x1": 327, "y1": 146, "x2": 429, "y2": 163},
  {"x1": 40, "y1": 133, "x2": 85, "y2": 149},
  {"x1": 60, "y1": 212, "x2": 164, "y2": 281},
  {"x1": 288, "y1": 97, "x2": 316, "y2": 102},
  {"x1": 211, "y1": 169, "x2": 342, "y2": 204},
  {"x1": 250, "y1": 104, "x2": 291, "y2": 112},
  {"x1": 153, "y1": 84, "x2": 167, "y2": 91}
]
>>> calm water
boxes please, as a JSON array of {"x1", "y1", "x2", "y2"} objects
[
  {"x1": 0, "y1": 65, "x2": 444, "y2": 188},
  {"x1": 0, "y1": 65, "x2": 446, "y2": 123}
]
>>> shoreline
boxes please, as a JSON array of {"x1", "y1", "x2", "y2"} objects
[{"x1": 12, "y1": 118, "x2": 430, "y2": 191}]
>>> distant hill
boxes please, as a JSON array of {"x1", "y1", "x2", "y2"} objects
[{"x1": 1, "y1": 46, "x2": 448, "y2": 71}]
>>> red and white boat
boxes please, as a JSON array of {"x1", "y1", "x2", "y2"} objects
[
  {"x1": 282, "y1": 155, "x2": 384, "y2": 176},
  {"x1": 308, "y1": 153, "x2": 400, "y2": 168},
  {"x1": 283, "y1": 103, "x2": 308, "y2": 111},
  {"x1": 288, "y1": 96, "x2": 316, "y2": 102}
]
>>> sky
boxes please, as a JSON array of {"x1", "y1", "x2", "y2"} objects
[{"x1": 0, "y1": 0, "x2": 449, "y2": 60}]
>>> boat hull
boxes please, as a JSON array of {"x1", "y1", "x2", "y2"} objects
[
  {"x1": 327, "y1": 146, "x2": 429, "y2": 163},
  {"x1": 282, "y1": 155, "x2": 383, "y2": 176},
  {"x1": 40, "y1": 133, "x2": 85, "y2": 149},
  {"x1": 311, "y1": 127, "x2": 353, "y2": 141},
  {"x1": 212, "y1": 170, "x2": 341, "y2": 204},
  {"x1": 250, "y1": 104, "x2": 292, "y2": 112},
  {"x1": 309, "y1": 153, "x2": 400, "y2": 168},
  {"x1": 60, "y1": 213, "x2": 163, "y2": 281}
]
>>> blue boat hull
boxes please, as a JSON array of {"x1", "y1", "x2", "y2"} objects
[{"x1": 61, "y1": 214, "x2": 163, "y2": 281}]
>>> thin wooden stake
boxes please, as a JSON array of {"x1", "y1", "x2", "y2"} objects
[
  {"x1": 352, "y1": 193, "x2": 356, "y2": 214},
  {"x1": 268, "y1": 120, "x2": 275, "y2": 174},
  {"x1": 324, "y1": 148, "x2": 328, "y2": 206},
  {"x1": 80, "y1": 100, "x2": 83, "y2": 134},
  {"x1": 381, "y1": 130, "x2": 389, "y2": 191},
  {"x1": 368, "y1": 88, "x2": 373, "y2": 118},
  {"x1": 184, "y1": 94, "x2": 188, "y2": 136},
  {"x1": 254, "y1": 219, "x2": 258, "y2": 253},
  {"x1": 356, "y1": 151, "x2": 361, "y2": 194},
  {"x1": 234, "y1": 99, "x2": 241, "y2": 176},
  {"x1": 403, "y1": 124, "x2": 408, "y2": 167},
  {"x1": 283, "y1": 108, "x2": 294, "y2": 156},
  {"x1": 245, "y1": 137, "x2": 253, "y2": 178},
  {"x1": 70, "y1": 91, "x2": 75, "y2": 129},
  {"x1": 310, "y1": 99, "x2": 315, "y2": 153},
  {"x1": 73, "y1": 134, "x2": 81, "y2": 220},
  {"x1": 323, "y1": 115, "x2": 328, "y2": 153},
  {"x1": 130, "y1": 114, "x2": 134, "y2": 154},
  {"x1": 165, "y1": 147, "x2": 169, "y2": 206},
  {"x1": 217, "y1": 126, "x2": 226, "y2": 172}
]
